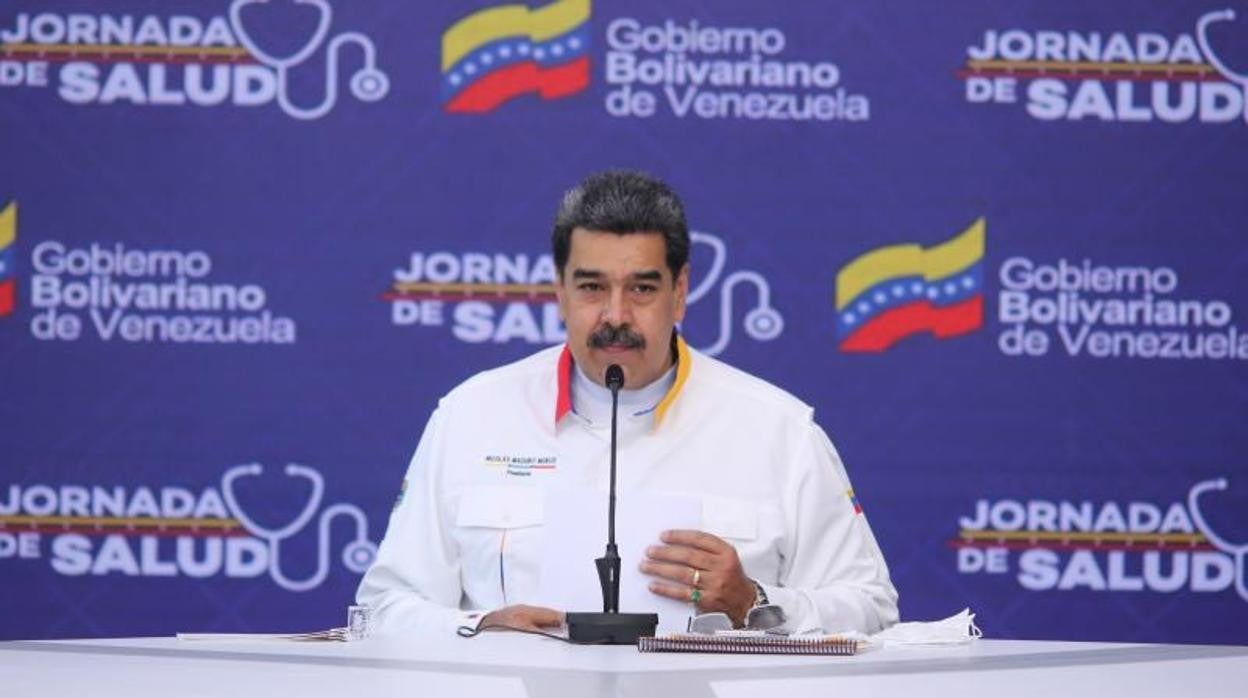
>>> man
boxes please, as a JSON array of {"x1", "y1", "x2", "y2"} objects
[{"x1": 357, "y1": 171, "x2": 898, "y2": 636}]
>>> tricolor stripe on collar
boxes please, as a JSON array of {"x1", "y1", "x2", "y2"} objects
[{"x1": 554, "y1": 335, "x2": 692, "y2": 429}]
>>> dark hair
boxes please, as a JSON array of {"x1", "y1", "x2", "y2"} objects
[{"x1": 552, "y1": 170, "x2": 689, "y2": 279}]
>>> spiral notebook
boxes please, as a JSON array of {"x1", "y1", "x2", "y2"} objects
[{"x1": 637, "y1": 632, "x2": 860, "y2": 655}]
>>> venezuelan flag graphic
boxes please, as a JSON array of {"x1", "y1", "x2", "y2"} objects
[
  {"x1": 441, "y1": 0, "x2": 591, "y2": 113},
  {"x1": 0, "y1": 202, "x2": 16, "y2": 317},
  {"x1": 836, "y1": 218, "x2": 985, "y2": 352}
]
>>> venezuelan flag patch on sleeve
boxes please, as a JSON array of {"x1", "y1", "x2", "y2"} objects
[{"x1": 847, "y1": 488, "x2": 863, "y2": 515}]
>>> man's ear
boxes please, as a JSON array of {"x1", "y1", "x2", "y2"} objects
[
  {"x1": 673, "y1": 264, "x2": 690, "y2": 322},
  {"x1": 554, "y1": 270, "x2": 567, "y2": 322}
]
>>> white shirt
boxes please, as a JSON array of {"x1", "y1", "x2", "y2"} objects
[{"x1": 357, "y1": 337, "x2": 899, "y2": 635}]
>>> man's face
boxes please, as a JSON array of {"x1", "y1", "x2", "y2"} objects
[{"x1": 556, "y1": 228, "x2": 688, "y2": 389}]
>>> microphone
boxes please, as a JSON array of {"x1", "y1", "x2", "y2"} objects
[
  {"x1": 598, "y1": 365, "x2": 624, "y2": 613},
  {"x1": 566, "y1": 364, "x2": 659, "y2": 644},
  {"x1": 605, "y1": 363, "x2": 624, "y2": 390}
]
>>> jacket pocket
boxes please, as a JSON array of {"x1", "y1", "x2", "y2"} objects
[
  {"x1": 701, "y1": 495, "x2": 758, "y2": 541},
  {"x1": 456, "y1": 485, "x2": 544, "y2": 529}
]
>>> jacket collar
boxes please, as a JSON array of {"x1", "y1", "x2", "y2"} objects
[{"x1": 554, "y1": 333, "x2": 691, "y2": 429}]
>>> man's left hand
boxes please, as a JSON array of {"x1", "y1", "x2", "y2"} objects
[{"x1": 641, "y1": 529, "x2": 756, "y2": 626}]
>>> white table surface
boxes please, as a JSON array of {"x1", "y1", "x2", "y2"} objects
[{"x1": 2, "y1": 633, "x2": 1245, "y2": 698}]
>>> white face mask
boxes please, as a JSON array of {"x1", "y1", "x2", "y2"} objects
[{"x1": 869, "y1": 608, "x2": 983, "y2": 646}]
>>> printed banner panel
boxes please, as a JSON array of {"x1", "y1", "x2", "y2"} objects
[{"x1": 1, "y1": 0, "x2": 1246, "y2": 643}]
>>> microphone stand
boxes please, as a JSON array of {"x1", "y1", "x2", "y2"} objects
[{"x1": 566, "y1": 364, "x2": 659, "y2": 644}]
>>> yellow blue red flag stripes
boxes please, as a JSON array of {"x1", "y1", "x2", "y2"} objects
[
  {"x1": 847, "y1": 488, "x2": 863, "y2": 515},
  {"x1": 0, "y1": 202, "x2": 15, "y2": 317},
  {"x1": 836, "y1": 219, "x2": 985, "y2": 352},
  {"x1": 441, "y1": 0, "x2": 591, "y2": 113}
]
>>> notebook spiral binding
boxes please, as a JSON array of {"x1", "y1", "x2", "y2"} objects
[{"x1": 637, "y1": 633, "x2": 859, "y2": 655}]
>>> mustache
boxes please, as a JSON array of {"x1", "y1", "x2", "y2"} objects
[{"x1": 588, "y1": 324, "x2": 645, "y2": 350}]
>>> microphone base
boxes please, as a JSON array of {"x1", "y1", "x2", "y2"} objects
[{"x1": 566, "y1": 612, "x2": 658, "y2": 645}]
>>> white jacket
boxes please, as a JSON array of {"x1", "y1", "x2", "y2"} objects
[{"x1": 357, "y1": 337, "x2": 899, "y2": 635}]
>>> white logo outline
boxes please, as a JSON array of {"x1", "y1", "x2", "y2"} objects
[
  {"x1": 220, "y1": 463, "x2": 377, "y2": 592},
  {"x1": 1188, "y1": 478, "x2": 1248, "y2": 602},
  {"x1": 687, "y1": 230, "x2": 784, "y2": 356},
  {"x1": 228, "y1": 0, "x2": 389, "y2": 120}
]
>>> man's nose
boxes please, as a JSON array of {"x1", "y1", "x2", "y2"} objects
[{"x1": 601, "y1": 287, "x2": 633, "y2": 326}]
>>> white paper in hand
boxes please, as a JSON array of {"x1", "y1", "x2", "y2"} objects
[{"x1": 537, "y1": 488, "x2": 700, "y2": 634}]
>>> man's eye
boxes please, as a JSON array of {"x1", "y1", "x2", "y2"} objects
[
  {"x1": 578, "y1": 282, "x2": 603, "y2": 292},
  {"x1": 633, "y1": 284, "x2": 657, "y2": 294}
]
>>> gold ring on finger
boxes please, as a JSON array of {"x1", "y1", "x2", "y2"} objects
[{"x1": 691, "y1": 568, "x2": 701, "y2": 588}]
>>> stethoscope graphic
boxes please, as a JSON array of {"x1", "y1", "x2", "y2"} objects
[
  {"x1": 1188, "y1": 478, "x2": 1248, "y2": 602},
  {"x1": 686, "y1": 231, "x2": 784, "y2": 356},
  {"x1": 1197, "y1": 9, "x2": 1248, "y2": 123},
  {"x1": 228, "y1": 0, "x2": 389, "y2": 120},
  {"x1": 221, "y1": 463, "x2": 378, "y2": 592}
]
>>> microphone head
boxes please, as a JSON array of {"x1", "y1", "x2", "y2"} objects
[{"x1": 605, "y1": 364, "x2": 624, "y2": 391}]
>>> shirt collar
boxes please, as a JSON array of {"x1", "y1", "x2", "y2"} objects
[
  {"x1": 554, "y1": 333, "x2": 692, "y2": 429},
  {"x1": 571, "y1": 361, "x2": 675, "y2": 426}
]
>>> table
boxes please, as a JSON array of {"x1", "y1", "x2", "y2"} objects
[{"x1": 2, "y1": 634, "x2": 1245, "y2": 697}]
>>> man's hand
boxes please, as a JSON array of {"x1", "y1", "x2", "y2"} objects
[
  {"x1": 640, "y1": 530, "x2": 756, "y2": 626},
  {"x1": 479, "y1": 605, "x2": 565, "y2": 633}
]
